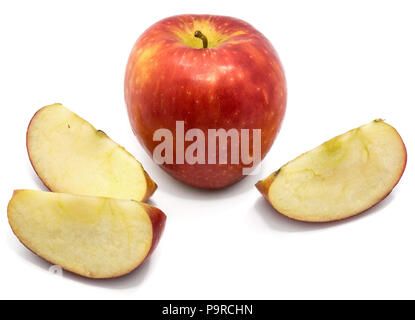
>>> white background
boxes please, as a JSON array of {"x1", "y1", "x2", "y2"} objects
[{"x1": 0, "y1": 0, "x2": 414, "y2": 299}]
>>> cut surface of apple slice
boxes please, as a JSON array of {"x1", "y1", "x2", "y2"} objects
[
  {"x1": 256, "y1": 120, "x2": 407, "y2": 222},
  {"x1": 7, "y1": 190, "x2": 166, "y2": 278},
  {"x1": 27, "y1": 104, "x2": 157, "y2": 202}
]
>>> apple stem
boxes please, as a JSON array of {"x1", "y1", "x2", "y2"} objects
[{"x1": 194, "y1": 30, "x2": 208, "y2": 49}]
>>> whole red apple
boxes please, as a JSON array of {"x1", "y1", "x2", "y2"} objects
[{"x1": 125, "y1": 14, "x2": 286, "y2": 189}]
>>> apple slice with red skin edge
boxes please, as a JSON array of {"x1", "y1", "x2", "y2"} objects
[
  {"x1": 7, "y1": 190, "x2": 166, "y2": 279},
  {"x1": 256, "y1": 120, "x2": 407, "y2": 222},
  {"x1": 27, "y1": 104, "x2": 157, "y2": 202}
]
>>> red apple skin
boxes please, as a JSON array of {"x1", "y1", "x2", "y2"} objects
[
  {"x1": 142, "y1": 203, "x2": 167, "y2": 256},
  {"x1": 125, "y1": 14, "x2": 287, "y2": 189}
]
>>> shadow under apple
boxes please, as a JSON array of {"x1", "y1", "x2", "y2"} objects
[
  {"x1": 28, "y1": 165, "x2": 49, "y2": 191},
  {"x1": 150, "y1": 162, "x2": 261, "y2": 201}
]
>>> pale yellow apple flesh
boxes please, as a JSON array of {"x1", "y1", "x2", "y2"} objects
[
  {"x1": 27, "y1": 104, "x2": 157, "y2": 202},
  {"x1": 256, "y1": 120, "x2": 407, "y2": 222},
  {"x1": 7, "y1": 190, "x2": 166, "y2": 278}
]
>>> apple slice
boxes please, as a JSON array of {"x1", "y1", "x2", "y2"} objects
[
  {"x1": 256, "y1": 120, "x2": 407, "y2": 222},
  {"x1": 7, "y1": 190, "x2": 166, "y2": 278},
  {"x1": 27, "y1": 103, "x2": 157, "y2": 202}
]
